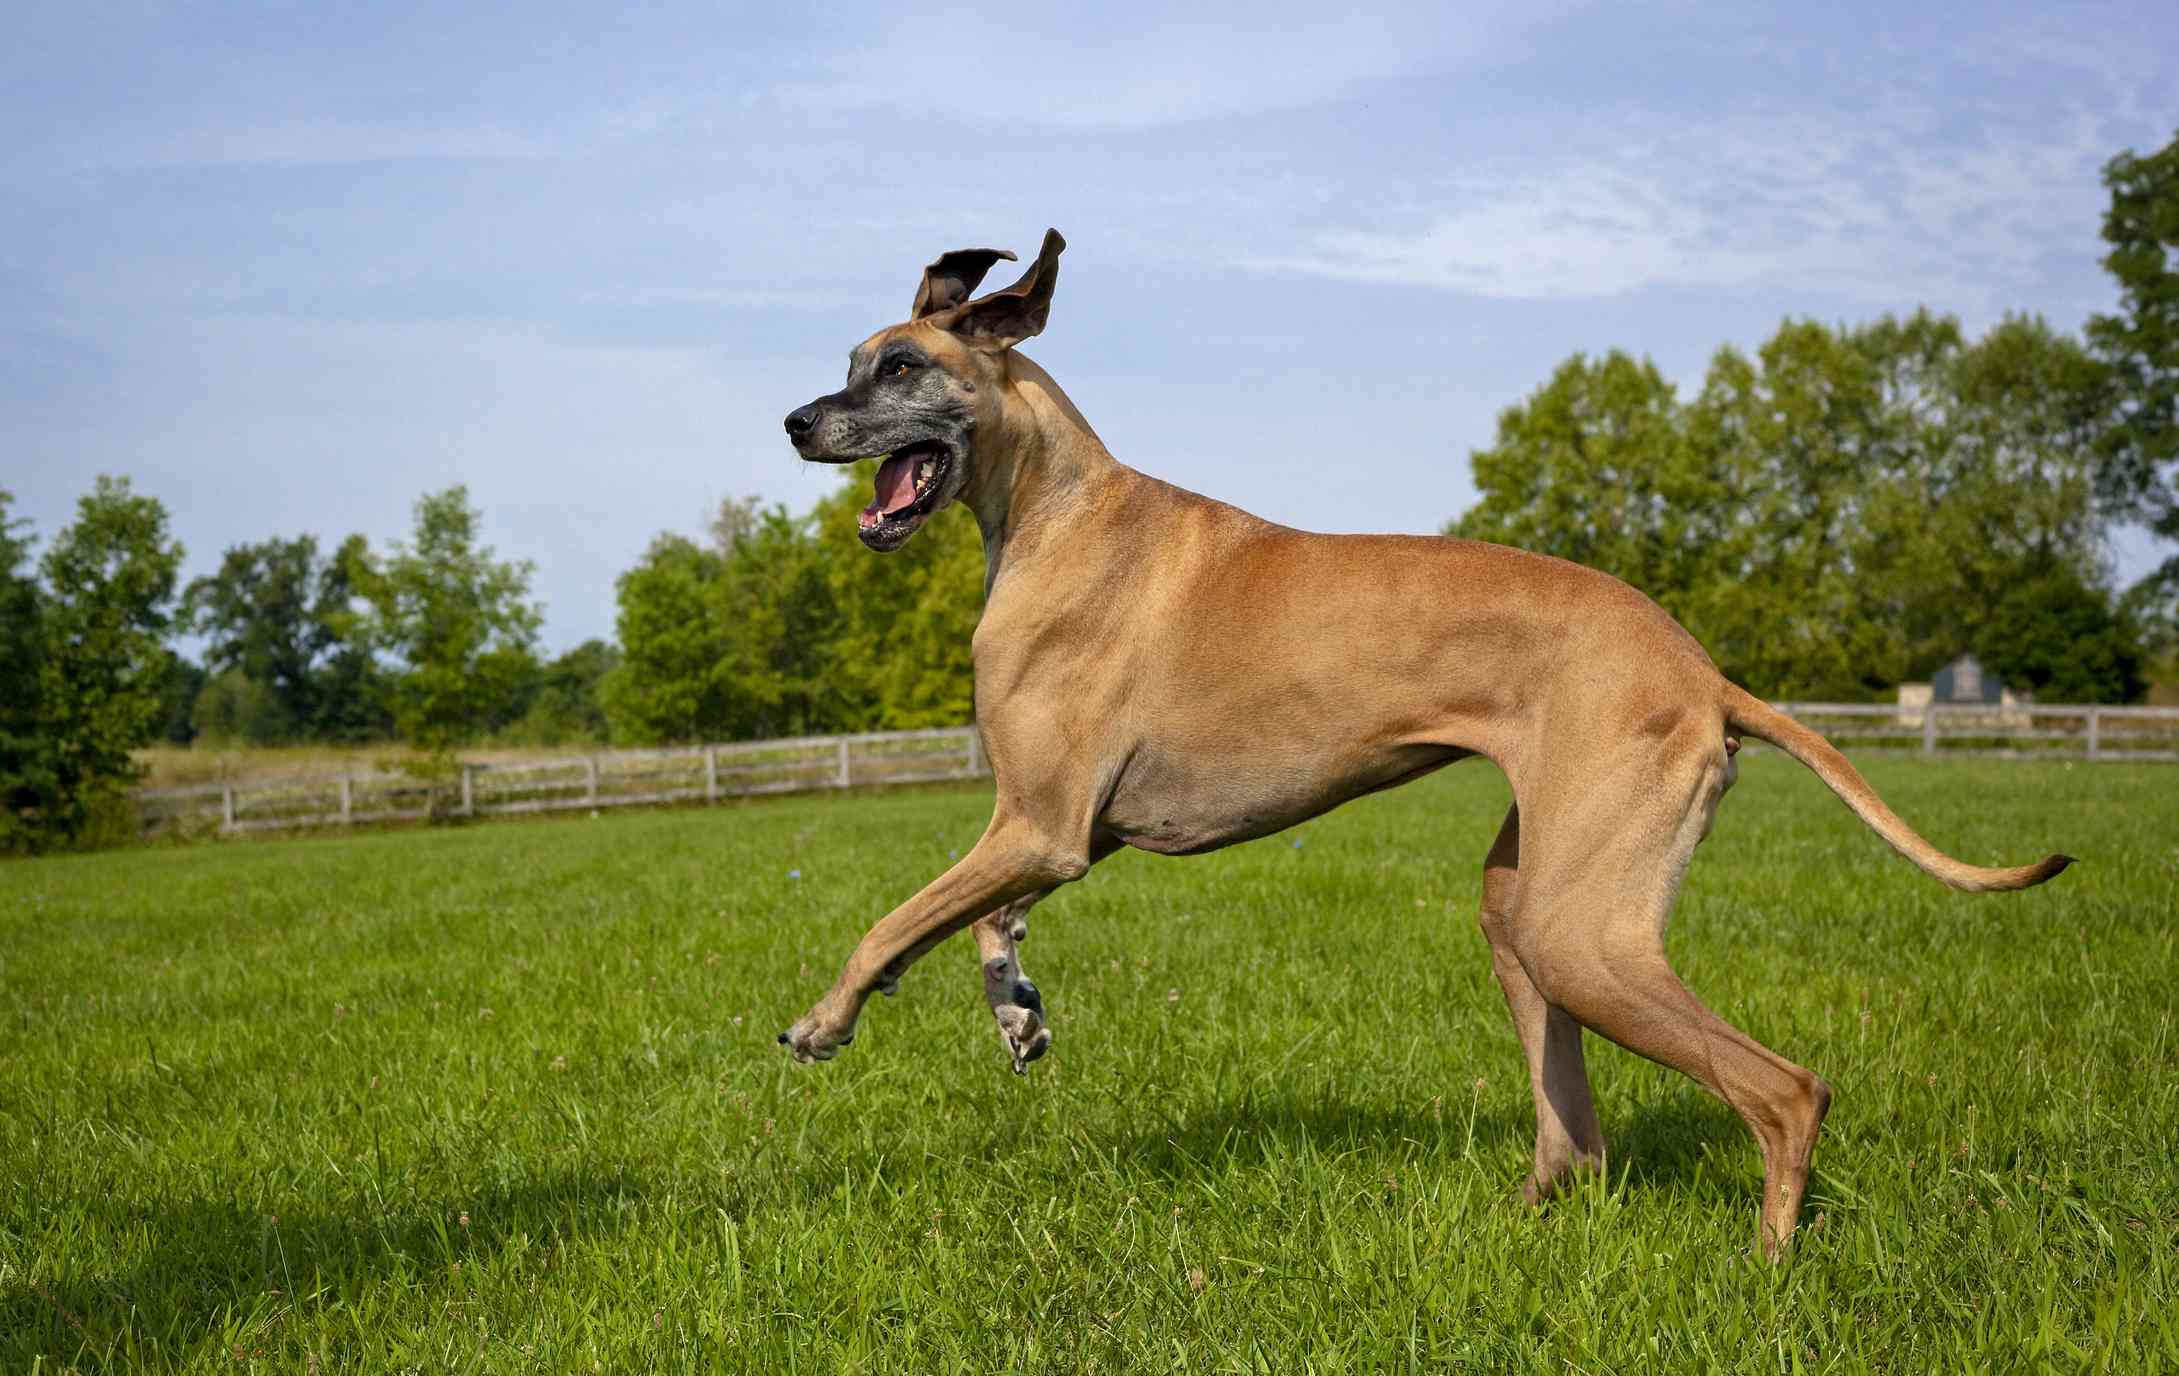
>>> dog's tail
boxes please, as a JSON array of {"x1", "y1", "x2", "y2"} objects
[{"x1": 1721, "y1": 684, "x2": 2073, "y2": 893}]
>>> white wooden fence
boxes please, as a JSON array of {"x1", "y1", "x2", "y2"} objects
[
  {"x1": 134, "y1": 703, "x2": 2178, "y2": 840},
  {"x1": 135, "y1": 726, "x2": 988, "y2": 839},
  {"x1": 1762, "y1": 702, "x2": 2179, "y2": 762}
]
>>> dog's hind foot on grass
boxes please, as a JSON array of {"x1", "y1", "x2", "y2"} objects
[
  {"x1": 988, "y1": 968, "x2": 1050, "y2": 1073},
  {"x1": 1516, "y1": 1149, "x2": 1606, "y2": 1208},
  {"x1": 973, "y1": 894, "x2": 1052, "y2": 1073}
]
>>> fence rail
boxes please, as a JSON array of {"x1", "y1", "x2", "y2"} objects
[
  {"x1": 135, "y1": 726, "x2": 989, "y2": 839},
  {"x1": 1763, "y1": 702, "x2": 2179, "y2": 762},
  {"x1": 135, "y1": 702, "x2": 2178, "y2": 840}
]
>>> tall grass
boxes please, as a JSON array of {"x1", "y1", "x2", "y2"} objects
[{"x1": 3, "y1": 756, "x2": 2172, "y2": 1371}]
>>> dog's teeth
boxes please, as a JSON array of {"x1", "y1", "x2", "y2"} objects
[{"x1": 917, "y1": 459, "x2": 934, "y2": 489}]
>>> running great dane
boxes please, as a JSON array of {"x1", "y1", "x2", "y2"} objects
[{"x1": 777, "y1": 229, "x2": 2072, "y2": 1257}]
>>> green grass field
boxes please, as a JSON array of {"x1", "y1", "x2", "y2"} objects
[{"x1": 3, "y1": 756, "x2": 2174, "y2": 1372}]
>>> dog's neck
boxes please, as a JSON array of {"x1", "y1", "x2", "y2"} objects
[{"x1": 964, "y1": 351, "x2": 1119, "y2": 591}]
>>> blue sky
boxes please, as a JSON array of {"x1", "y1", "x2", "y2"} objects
[{"x1": 6, "y1": 1, "x2": 2176, "y2": 651}]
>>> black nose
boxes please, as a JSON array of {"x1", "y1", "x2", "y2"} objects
[{"x1": 784, "y1": 404, "x2": 819, "y2": 438}]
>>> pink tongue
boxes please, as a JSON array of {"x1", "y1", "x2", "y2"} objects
[{"x1": 873, "y1": 454, "x2": 920, "y2": 516}]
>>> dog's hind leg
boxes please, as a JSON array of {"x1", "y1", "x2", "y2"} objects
[
  {"x1": 967, "y1": 834, "x2": 1119, "y2": 1072},
  {"x1": 974, "y1": 893, "x2": 1051, "y2": 1073},
  {"x1": 1476, "y1": 804, "x2": 1606, "y2": 1202},
  {"x1": 1514, "y1": 751, "x2": 1830, "y2": 1260}
]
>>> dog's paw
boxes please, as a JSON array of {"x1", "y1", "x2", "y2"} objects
[
  {"x1": 991, "y1": 976, "x2": 1050, "y2": 1074},
  {"x1": 776, "y1": 1014, "x2": 853, "y2": 1064}
]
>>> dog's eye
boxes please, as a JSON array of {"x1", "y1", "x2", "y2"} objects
[{"x1": 887, "y1": 359, "x2": 914, "y2": 378}]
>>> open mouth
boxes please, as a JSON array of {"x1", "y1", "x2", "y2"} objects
[{"x1": 858, "y1": 439, "x2": 952, "y2": 546}]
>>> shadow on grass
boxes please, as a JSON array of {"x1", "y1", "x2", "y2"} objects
[
  {"x1": 1106, "y1": 1093, "x2": 1531, "y2": 1177},
  {"x1": 3, "y1": 1165, "x2": 656, "y2": 1370},
  {"x1": 1606, "y1": 1093, "x2": 1757, "y2": 1192},
  {"x1": 1096, "y1": 1085, "x2": 1756, "y2": 1198}
]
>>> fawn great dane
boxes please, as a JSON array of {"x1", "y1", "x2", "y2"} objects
[{"x1": 777, "y1": 229, "x2": 2072, "y2": 1256}]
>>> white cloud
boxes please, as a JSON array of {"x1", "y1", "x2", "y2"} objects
[
  {"x1": 1253, "y1": 108, "x2": 2115, "y2": 308},
  {"x1": 774, "y1": 2, "x2": 1577, "y2": 132},
  {"x1": 1252, "y1": 41, "x2": 2173, "y2": 315}
]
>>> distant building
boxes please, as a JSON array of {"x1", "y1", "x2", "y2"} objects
[
  {"x1": 1932, "y1": 653, "x2": 2001, "y2": 705},
  {"x1": 1897, "y1": 653, "x2": 2031, "y2": 727}
]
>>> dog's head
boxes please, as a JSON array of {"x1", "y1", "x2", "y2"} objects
[{"x1": 784, "y1": 229, "x2": 1064, "y2": 552}]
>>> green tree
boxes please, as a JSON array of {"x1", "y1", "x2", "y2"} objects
[
  {"x1": 1450, "y1": 350, "x2": 1729, "y2": 612},
  {"x1": 1451, "y1": 324, "x2": 1915, "y2": 697},
  {"x1": 605, "y1": 474, "x2": 987, "y2": 745},
  {"x1": 312, "y1": 534, "x2": 396, "y2": 742},
  {"x1": 183, "y1": 535, "x2": 355, "y2": 740},
  {"x1": 1858, "y1": 315, "x2": 2117, "y2": 682},
  {"x1": 1689, "y1": 315, "x2": 1963, "y2": 697},
  {"x1": 30, "y1": 477, "x2": 185, "y2": 845},
  {"x1": 192, "y1": 668, "x2": 293, "y2": 744},
  {"x1": 512, "y1": 639, "x2": 620, "y2": 745},
  {"x1": 813, "y1": 462, "x2": 983, "y2": 730},
  {"x1": 1979, "y1": 563, "x2": 2148, "y2": 703},
  {"x1": 340, "y1": 486, "x2": 542, "y2": 751},
  {"x1": 716, "y1": 504, "x2": 843, "y2": 738},
  {"x1": 156, "y1": 652, "x2": 206, "y2": 745},
  {"x1": 2086, "y1": 126, "x2": 2179, "y2": 639},
  {"x1": 184, "y1": 533, "x2": 395, "y2": 743},
  {"x1": 601, "y1": 533, "x2": 731, "y2": 743},
  {"x1": 1453, "y1": 314, "x2": 2138, "y2": 701},
  {"x1": 0, "y1": 492, "x2": 51, "y2": 849}
]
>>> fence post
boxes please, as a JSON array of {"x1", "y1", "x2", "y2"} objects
[
  {"x1": 705, "y1": 745, "x2": 719, "y2": 802},
  {"x1": 585, "y1": 757, "x2": 599, "y2": 804},
  {"x1": 836, "y1": 737, "x2": 852, "y2": 789},
  {"x1": 1921, "y1": 703, "x2": 1937, "y2": 756},
  {"x1": 222, "y1": 784, "x2": 235, "y2": 832},
  {"x1": 2085, "y1": 707, "x2": 2100, "y2": 762},
  {"x1": 339, "y1": 776, "x2": 352, "y2": 825},
  {"x1": 967, "y1": 725, "x2": 984, "y2": 776},
  {"x1": 460, "y1": 764, "x2": 474, "y2": 817}
]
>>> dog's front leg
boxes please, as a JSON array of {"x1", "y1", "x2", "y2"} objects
[
  {"x1": 778, "y1": 819, "x2": 1086, "y2": 1064},
  {"x1": 974, "y1": 894, "x2": 1049, "y2": 1073}
]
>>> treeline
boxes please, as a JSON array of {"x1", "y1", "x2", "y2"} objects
[
  {"x1": 1450, "y1": 312, "x2": 2149, "y2": 701},
  {"x1": 1452, "y1": 131, "x2": 2179, "y2": 702},
  {"x1": 180, "y1": 464, "x2": 990, "y2": 750},
  {"x1": 604, "y1": 469, "x2": 982, "y2": 744},
  {"x1": 164, "y1": 465, "x2": 983, "y2": 751},
  {"x1": 0, "y1": 460, "x2": 986, "y2": 850},
  {"x1": 177, "y1": 488, "x2": 607, "y2": 751},
  {"x1": 1, "y1": 481, "x2": 606, "y2": 850}
]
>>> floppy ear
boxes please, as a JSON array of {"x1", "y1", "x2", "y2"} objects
[
  {"x1": 935, "y1": 229, "x2": 1065, "y2": 350},
  {"x1": 911, "y1": 247, "x2": 1018, "y2": 320}
]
